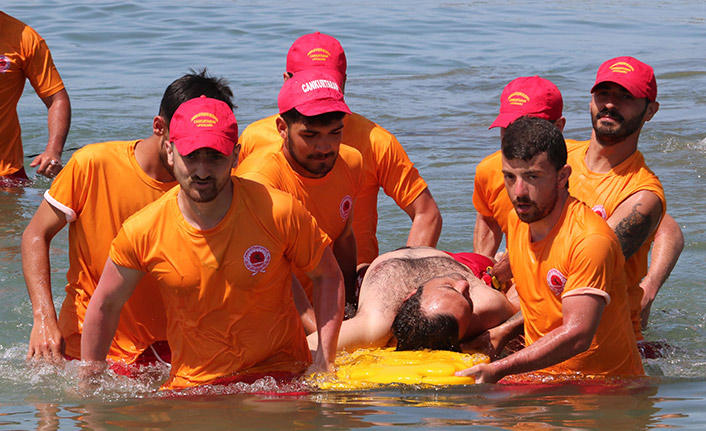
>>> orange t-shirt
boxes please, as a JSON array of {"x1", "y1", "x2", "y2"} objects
[
  {"x1": 507, "y1": 196, "x2": 643, "y2": 377},
  {"x1": 0, "y1": 12, "x2": 65, "y2": 176},
  {"x1": 110, "y1": 178, "x2": 332, "y2": 390},
  {"x1": 568, "y1": 140, "x2": 666, "y2": 340},
  {"x1": 472, "y1": 140, "x2": 583, "y2": 235},
  {"x1": 46, "y1": 140, "x2": 176, "y2": 362},
  {"x1": 238, "y1": 113, "x2": 428, "y2": 264},
  {"x1": 235, "y1": 145, "x2": 363, "y2": 299}
]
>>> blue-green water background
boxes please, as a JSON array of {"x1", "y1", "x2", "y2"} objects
[{"x1": 1, "y1": 1, "x2": 705, "y2": 429}]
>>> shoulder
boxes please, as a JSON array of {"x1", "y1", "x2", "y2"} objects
[
  {"x1": 60, "y1": 141, "x2": 133, "y2": 176},
  {"x1": 121, "y1": 186, "x2": 178, "y2": 232},
  {"x1": 476, "y1": 150, "x2": 502, "y2": 174},
  {"x1": 236, "y1": 148, "x2": 283, "y2": 176},
  {"x1": 240, "y1": 114, "x2": 279, "y2": 138},
  {"x1": 566, "y1": 198, "x2": 620, "y2": 247},
  {"x1": 345, "y1": 112, "x2": 396, "y2": 149}
]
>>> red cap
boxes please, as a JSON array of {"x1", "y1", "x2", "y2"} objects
[
  {"x1": 278, "y1": 69, "x2": 351, "y2": 116},
  {"x1": 169, "y1": 96, "x2": 238, "y2": 156},
  {"x1": 286, "y1": 32, "x2": 347, "y2": 86},
  {"x1": 490, "y1": 76, "x2": 563, "y2": 129},
  {"x1": 591, "y1": 56, "x2": 657, "y2": 101}
]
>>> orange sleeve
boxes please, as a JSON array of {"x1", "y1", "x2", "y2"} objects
[
  {"x1": 472, "y1": 153, "x2": 498, "y2": 218},
  {"x1": 21, "y1": 25, "x2": 64, "y2": 98},
  {"x1": 45, "y1": 147, "x2": 91, "y2": 221},
  {"x1": 373, "y1": 128, "x2": 428, "y2": 209},
  {"x1": 564, "y1": 232, "x2": 623, "y2": 299},
  {"x1": 109, "y1": 222, "x2": 147, "y2": 273},
  {"x1": 279, "y1": 194, "x2": 333, "y2": 274}
]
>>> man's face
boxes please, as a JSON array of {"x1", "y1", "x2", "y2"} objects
[
  {"x1": 168, "y1": 145, "x2": 236, "y2": 203},
  {"x1": 590, "y1": 82, "x2": 654, "y2": 144},
  {"x1": 502, "y1": 152, "x2": 561, "y2": 224},
  {"x1": 419, "y1": 273, "x2": 474, "y2": 339},
  {"x1": 280, "y1": 117, "x2": 344, "y2": 179}
]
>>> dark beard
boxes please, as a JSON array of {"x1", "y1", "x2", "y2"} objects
[{"x1": 592, "y1": 102, "x2": 649, "y2": 145}]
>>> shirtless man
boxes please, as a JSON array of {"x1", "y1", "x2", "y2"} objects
[{"x1": 308, "y1": 247, "x2": 516, "y2": 352}]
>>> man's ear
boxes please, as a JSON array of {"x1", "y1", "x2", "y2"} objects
[
  {"x1": 275, "y1": 116, "x2": 288, "y2": 141},
  {"x1": 165, "y1": 141, "x2": 175, "y2": 167},
  {"x1": 232, "y1": 144, "x2": 241, "y2": 169},
  {"x1": 558, "y1": 163, "x2": 572, "y2": 189},
  {"x1": 644, "y1": 101, "x2": 659, "y2": 122},
  {"x1": 153, "y1": 115, "x2": 167, "y2": 136},
  {"x1": 553, "y1": 116, "x2": 566, "y2": 132}
]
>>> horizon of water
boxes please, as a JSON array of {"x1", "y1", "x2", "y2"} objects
[{"x1": 1, "y1": 1, "x2": 706, "y2": 429}]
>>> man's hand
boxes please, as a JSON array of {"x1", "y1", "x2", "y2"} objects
[
  {"x1": 77, "y1": 360, "x2": 108, "y2": 394},
  {"x1": 491, "y1": 251, "x2": 513, "y2": 286},
  {"x1": 455, "y1": 363, "x2": 499, "y2": 384},
  {"x1": 26, "y1": 315, "x2": 65, "y2": 363},
  {"x1": 30, "y1": 151, "x2": 62, "y2": 178}
]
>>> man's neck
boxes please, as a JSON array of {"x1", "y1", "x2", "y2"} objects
[
  {"x1": 134, "y1": 134, "x2": 175, "y2": 183},
  {"x1": 177, "y1": 179, "x2": 234, "y2": 231},
  {"x1": 586, "y1": 130, "x2": 639, "y2": 173},
  {"x1": 529, "y1": 189, "x2": 570, "y2": 243}
]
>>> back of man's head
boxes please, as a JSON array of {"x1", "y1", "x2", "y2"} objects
[
  {"x1": 392, "y1": 286, "x2": 462, "y2": 352},
  {"x1": 159, "y1": 68, "x2": 235, "y2": 125},
  {"x1": 501, "y1": 116, "x2": 567, "y2": 171},
  {"x1": 490, "y1": 76, "x2": 563, "y2": 130},
  {"x1": 286, "y1": 32, "x2": 347, "y2": 87}
]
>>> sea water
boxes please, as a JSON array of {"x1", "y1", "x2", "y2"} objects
[{"x1": 1, "y1": 1, "x2": 706, "y2": 429}]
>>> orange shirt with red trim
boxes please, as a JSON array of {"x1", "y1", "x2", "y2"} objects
[
  {"x1": 46, "y1": 140, "x2": 176, "y2": 363},
  {"x1": 472, "y1": 140, "x2": 583, "y2": 235},
  {"x1": 568, "y1": 140, "x2": 666, "y2": 340},
  {"x1": 238, "y1": 113, "x2": 428, "y2": 264},
  {"x1": 109, "y1": 178, "x2": 332, "y2": 390},
  {"x1": 0, "y1": 12, "x2": 65, "y2": 176},
  {"x1": 507, "y1": 196, "x2": 643, "y2": 377},
  {"x1": 235, "y1": 145, "x2": 363, "y2": 299}
]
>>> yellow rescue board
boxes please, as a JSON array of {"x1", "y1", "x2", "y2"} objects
[{"x1": 312, "y1": 348, "x2": 490, "y2": 390}]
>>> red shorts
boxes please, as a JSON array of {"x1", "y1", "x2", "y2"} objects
[
  {"x1": 0, "y1": 167, "x2": 30, "y2": 187},
  {"x1": 65, "y1": 340, "x2": 171, "y2": 378},
  {"x1": 444, "y1": 251, "x2": 494, "y2": 286}
]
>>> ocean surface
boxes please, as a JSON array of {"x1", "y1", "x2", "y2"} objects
[{"x1": 2, "y1": 1, "x2": 706, "y2": 429}]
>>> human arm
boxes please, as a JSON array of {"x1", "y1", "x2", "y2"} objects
[
  {"x1": 292, "y1": 275, "x2": 317, "y2": 335},
  {"x1": 306, "y1": 247, "x2": 345, "y2": 373},
  {"x1": 462, "y1": 309, "x2": 524, "y2": 360},
  {"x1": 457, "y1": 293, "x2": 605, "y2": 383},
  {"x1": 640, "y1": 213, "x2": 684, "y2": 328},
  {"x1": 79, "y1": 258, "x2": 143, "y2": 381},
  {"x1": 402, "y1": 188, "x2": 442, "y2": 248},
  {"x1": 332, "y1": 218, "x2": 358, "y2": 307},
  {"x1": 31, "y1": 89, "x2": 71, "y2": 178},
  {"x1": 473, "y1": 213, "x2": 503, "y2": 258},
  {"x1": 606, "y1": 190, "x2": 663, "y2": 260},
  {"x1": 22, "y1": 200, "x2": 68, "y2": 362}
]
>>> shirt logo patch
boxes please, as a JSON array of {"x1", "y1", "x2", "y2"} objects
[
  {"x1": 243, "y1": 245, "x2": 271, "y2": 276},
  {"x1": 339, "y1": 195, "x2": 353, "y2": 220},
  {"x1": 592, "y1": 204, "x2": 608, "y2": 220},
  {"x1": 0, "y1": 55, "x2": 11, "y2": 73},
  {"x1": 546, "y1": 268, "x2": 567, "y2": 296}
]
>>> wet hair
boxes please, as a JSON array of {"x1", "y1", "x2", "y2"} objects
[
  {"x1": 159, "y1": 68, "x2": 235, "y2": 125},
  {"x1": 280, "y1": 108, "x2": 346, "y2": 128},
  {"x1": 391, "y1": 285, "x2": 462, "y2": 353},
  {"x1": 501, "y1": 115, "x2": 567, "y2": 171}
]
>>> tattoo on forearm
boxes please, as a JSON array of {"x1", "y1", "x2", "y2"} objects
[{"x1": 615, "y1": 203, "x2": 655, "y2": 259}]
